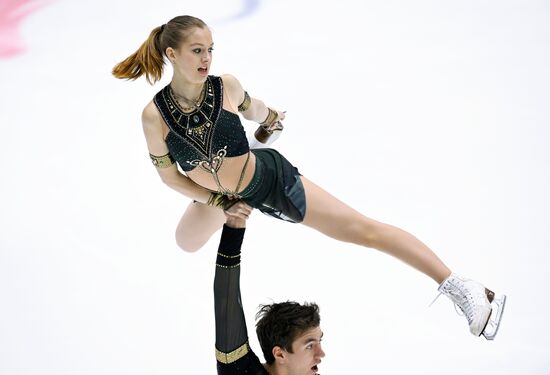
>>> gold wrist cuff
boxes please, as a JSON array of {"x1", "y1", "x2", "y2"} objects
[
  {"x1": 207, "y1": 192, "x2": 240, "y2": 210},
  {"x1": 254, "y1": 120, "x2": 284, "y2": 143},
  {"x1": 260, "y1": 107, "x2": 278, "y2": 126}
]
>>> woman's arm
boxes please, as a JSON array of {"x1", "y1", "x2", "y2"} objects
[
  {"x1": 221, "y1": 74, "x2": 285, "y2": 125},
  {"x1": 141, "y1": 102, "x2": 212, "y2": 203},
  {"x1": 222, "y1": 74, "x2": 285, "y2": 148}
]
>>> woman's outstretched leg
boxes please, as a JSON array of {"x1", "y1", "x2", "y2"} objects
[
  {"x1": 299, "y1": 176, "x2": 451, "y2": 283},
  {"x1": 299, "y1": 176, "x2": 506, "y2": 339},
  {"x1": 175, "y1": 201, "x2": 226, "y2": 252}
]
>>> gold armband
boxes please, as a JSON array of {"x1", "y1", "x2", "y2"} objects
[
  {"x1": 238, "y1": 91, "x2": 251, "y2": 112},
  {"x1": 260, "y1": 107, "x2": 278, "y2": 126},
  {"x1": 149, "y1": 152, "x2": 175, "y2": 168}
]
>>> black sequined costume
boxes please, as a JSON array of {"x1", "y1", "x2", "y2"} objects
[
  {"x1": 214, "y1": 225, "x2": 268, "y2": 374},
  {"x1": 154, "y1": 76, "x2": 249, "y2": 173},
  {"x1": 154, "y1": 75, "x2": 306, "y2": 223}
]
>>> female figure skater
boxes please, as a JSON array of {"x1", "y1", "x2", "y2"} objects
[{"x1": 112, "y1": 15, "x2": 505, "y2": 339}]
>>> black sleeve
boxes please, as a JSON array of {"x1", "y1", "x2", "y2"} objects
[{"x1": 214, "y1": 225, "x2": 267, "y2": 375}]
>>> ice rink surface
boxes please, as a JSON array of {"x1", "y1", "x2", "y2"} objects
[{"x1": 1, "y1": 0, "x2": 549, "y2": 373}]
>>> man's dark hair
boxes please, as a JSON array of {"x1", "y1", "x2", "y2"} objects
[{"x1": 255, "y1": 301, "x2": 320, "y2": 364}]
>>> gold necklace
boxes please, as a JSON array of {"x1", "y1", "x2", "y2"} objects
[{"x1": 170, "y1": 84, "x2": 205, "y2": 111}]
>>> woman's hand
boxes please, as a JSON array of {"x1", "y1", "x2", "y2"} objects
[
  {"x1": 224, "y1": 200, "x2": 252, "y2": 219},
  {"x1": 224, "y1": 201, "x2": 253, "y2": 228},
  {"x1": 268, "y1": 110, "x2": 285, "y2": 132},
  {"x1": 275, "y1": 110, "x2": 285, "y2": 123}
]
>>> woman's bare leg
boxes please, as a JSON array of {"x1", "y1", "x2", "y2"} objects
[
  {"x1": 175, "y1": 201, "x2": 226, "y2": 252},
  {"x1": 300, "y1": 176, "x2": 451, "y2": 283}
]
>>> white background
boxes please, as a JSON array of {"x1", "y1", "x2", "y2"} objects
[{"x1": 1, "y1": 0, "x2": 549, "y2": 373}]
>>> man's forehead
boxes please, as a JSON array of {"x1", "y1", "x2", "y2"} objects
[{"x1": 296, "y1": 326, "x2": 323, "y2": 342}]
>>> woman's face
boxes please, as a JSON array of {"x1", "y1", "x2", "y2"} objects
[{"x1": 169, "y1": 27, "x2": 213, "y2": 84}]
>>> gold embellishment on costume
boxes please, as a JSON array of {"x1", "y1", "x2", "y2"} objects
[
  {"x1": 195, "y1": 150, "x2": 251, "y2": 202},
  {"x1": 149, "y1": 152, "x2": 175, "y2": 168},
  {"x1": 163, "y1": 77, "x2": 217, "y2": 156},
  {"x1": 216, "y1": 263, "x2": 241, "y2": 269},
  {"x1": 238, "y1": 91, "x2": 251, "y2": 112},
  {"x1": 169, "y1": 82, "x2": 206, "y2": 111},
  {"x1": 190, "y1": 147, "x2": 227, "y2": 175},
  {"x1": 215, "y1": 341, "x2": 250, "y2": 364},
  {"x1": 217, "y1": 252, "x2": 240, "y2": 259}
]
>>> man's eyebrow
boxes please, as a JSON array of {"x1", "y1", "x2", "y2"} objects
[{"x1": 303, "y1": 332, "x2": 323, "y2": 344}]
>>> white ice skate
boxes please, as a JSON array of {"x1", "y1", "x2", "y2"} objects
[{"x1": 432, "y1": 273, "x2": 506, "y2": 340}]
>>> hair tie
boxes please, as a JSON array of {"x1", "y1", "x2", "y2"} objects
[{"x1": 160, "y1": 24, "x2": 166, "y2": 32}]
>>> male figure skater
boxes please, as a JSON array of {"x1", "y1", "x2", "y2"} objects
[{"x1": 214, "y1": 212, "x2": 325, "y2": 374}]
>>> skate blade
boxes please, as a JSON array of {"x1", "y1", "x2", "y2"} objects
[{"x1": 482, "y1": 294, "x2": 506, "y2": 340}]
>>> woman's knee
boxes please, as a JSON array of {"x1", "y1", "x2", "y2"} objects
[
  {"x1": 347, "y1": 218, "x2": 386, "y2": 248},
  {"x1": 175, "y1": 231, "x2": 208, "y2": 252},
  {"x1": 174, "y1": 202, "x2": 225, "y2": 252}
]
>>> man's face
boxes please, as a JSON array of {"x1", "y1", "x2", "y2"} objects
[{"x1": 284, "y1": 326, "x2": 325, "y2": 375}]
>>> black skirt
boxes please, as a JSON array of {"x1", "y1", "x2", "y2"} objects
[{"x1": 240, "y1": 148, "x2": 306, "y2": 223}]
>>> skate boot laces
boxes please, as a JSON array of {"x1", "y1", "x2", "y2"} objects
[
  {"x1": 430, "y1": 279, "x2": 477, "y2": 324},
  {"x1": 431, "y1": 273, "x2": 492, "y2": 336}
]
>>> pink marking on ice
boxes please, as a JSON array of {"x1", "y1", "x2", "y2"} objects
[{"x1": 0, "y1": 0, "x2": 50, "y2": 58}]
